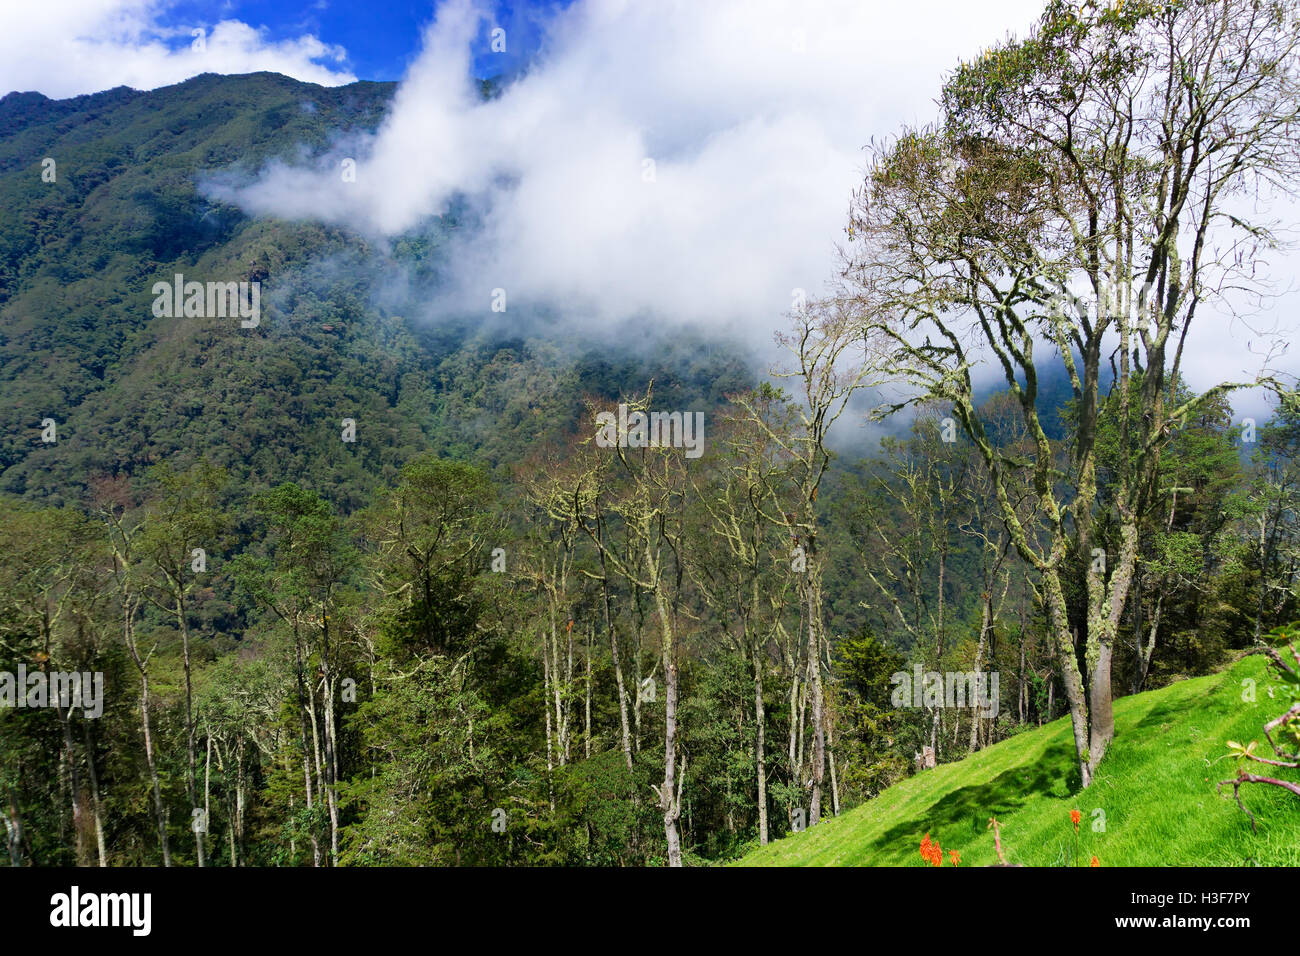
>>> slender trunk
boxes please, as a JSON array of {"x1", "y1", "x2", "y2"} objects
[
  {"x1": 1132, "y1": 567, "x2": 1144, "y2": 695},
  {"x1": 969, "y1": 591, "x2": 991, "y2": 753},
  {"x1": 566, "y1": 617, "x2": 575, "y2": 764},
  {"x1": 598, "y1": 545, "x2": 635, "y2": 782},
  {"x1": 542, "y1": 636, "x2": 556, "y2": 813},
  {"x1": 548, "y1": 608, "x2": 566, "y2": 767},
  {"x1": 307, "y1": 685, "x2": 325, "y2": 825},
  {"x1": 227, "y1": 800, "x2": 236, "y2": 868},
  {"x1": 632, "y1": 598, "x2": 644, "y2": 753},
  {"x1": 123, "y1": 595, "x2": 170, "y2": 866},
  {"x1": 804, "y1": 575, "x2": 826, "y2": 826},
  {"x1": 81, "y1": 722, "x2": 107, "y2": 866},
  {"x1": 138, "y1": 667, "x2": 169, "y2": 865},
  {"x1": 751, "y1": 637, "x2": 768, "y2": 845},
  {"x1": 320, "y1": 612, "x2": 340, "y2": 867},
  {"x1": 1018, "y1": 641, "x2": 1026, "y2": 725},
  {"x1": 790, "y1": 671, "x2": 800, "y2": 785},
  {"x1": 202, "y1": 734, "x2": 212, "y2": 864},
  {"x1": 292, "y1": 630, "x2": 320, "y2": 867},
  {"x1": 1136, "y1": 591, "x2": 1163, "y2": 693},
  {"x1": 42, "y1": 607, "x2": 92, "y2": 865},
  {"x1": 5, "y1": 790, "x2": 24, "y2": 866},
  {"x1": 176, "y1": 593, "x2": 204, "y2": 867},
  {"x1": 649, "y1": 546, "x2": 682, "y2": 867},
  {"x1": 584, "y1": 626, "x2": 592, "y2": 760},
  {"x1": 826, "y1": 695, "x2": 840, "y2": 817},
  {"x1": 235, "y1": 743, "x2": 245, "y2": 867},
  {"x1": 53, "y1": 692, "x2": 89, "y2": 865}
]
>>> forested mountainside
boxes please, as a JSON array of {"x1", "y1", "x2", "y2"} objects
[
  {"x1": 0, "y1": 72, "x2": 753, "y2": 508},
  {"x1": 2, "y1": 0, "x2": 1298, "y2": 870}
]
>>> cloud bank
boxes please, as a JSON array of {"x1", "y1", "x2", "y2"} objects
[
  {"x1": 0, "y1": 0, "x2": 355, "y2": 98},
  {"x1": 210, "y1": 0, "x2": 1294, "y2": 422},
  {"x1": 216, "y1": 0, "x2": 1048, "y2": 338}
]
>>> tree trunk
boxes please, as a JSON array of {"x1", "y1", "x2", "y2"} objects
[
  {"x1": 1043, "y1": 572, "x2": 1091, "y2": 787},
  {"x1": 969, "y1": 592, "x2": 991, "y2": 753},
  {"x1": 138, "y1": 667, "x2": 170, "y2": 866},
  {"x1": 804, "y1": 575, "x2": 826, "y2": 826},
  {"x1": 751, "y1": 637, "x2": 769, "y2": 845},
  {"x1": 82, "y1": 722, "x2": 107, "y2": 866},
  {"x1": 597, "y1": 545, "x2": 635, "y2": 784},
  {"x1": 649, "y1": 546, "x2": 683, "y2": 867},
  {"x1": 175, "y1": 594, "x2": 204, "y2": 867},
  {"x1": 320, "y1": 613, "x2": 340, "y2": 867},
  {"x1": 1086, "y1": 522, "x2": 1138, "y2": 775},
  {"x1": 6, "y1": 789, "x2": 25, "y2": 866},
  {"x1": 584, "y1": 625, "x2": 592, "y2": 760},
  {"x1": 123, "y1": 594, "x2": 170, "y2": 866},
  {"x1": 542, "y1": 638, "x2": 556, "y2": 813},
  {"x1": 292, "y1": 630, "x2": 320, "y2": 867}
]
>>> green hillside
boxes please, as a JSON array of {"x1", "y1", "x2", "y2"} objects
[
  {"x1": 738, "y1": 653, "x2": 1300, "y2": 867},
  {"x1": 0, "y1": 73, "x2": 755, "y2": 509}
]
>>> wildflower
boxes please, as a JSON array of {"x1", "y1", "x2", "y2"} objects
[
  {"x1": 1070, "y1": 809, "x2": 1081, "y2": 831},
  {"x1": 920, "y1": 832, "x2": 932, "y2": 860},
  {"x1": 949, "y1": 850, "x2": 961, "y2": 866},
  {"x1": 930, "y1": 841, "x2": 943, "y2": 866},
  {"x1": 1090, "y1": 856, "x2": 1100, "y2": 867}
]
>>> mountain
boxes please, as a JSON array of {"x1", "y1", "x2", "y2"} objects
[{"x1": 0, "y1": 72, "x2": 754, "y2": 509}]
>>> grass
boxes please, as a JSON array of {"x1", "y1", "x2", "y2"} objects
[{"x1": 736, "y1": 653, "x2": 1300, "y2": 866}]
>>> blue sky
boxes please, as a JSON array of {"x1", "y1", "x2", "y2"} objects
[
  {"x1": 0, "y1": 1, "x2": 574, "y2": 99},
  {"x1": 165, "y1": 0, "x2": 567, "y2": 80}
]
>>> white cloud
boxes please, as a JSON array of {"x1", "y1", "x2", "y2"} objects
[
  {"x1": 212, "y1": 0, "x2": 1295, "y2": 420},
  {"x1": 0, "y1": 0, "x2": 356, "y2": 98},
  {"x1": 217, "y1": 0, "x2": 1047, "y2": 335}
]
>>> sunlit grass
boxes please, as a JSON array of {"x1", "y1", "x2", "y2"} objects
[{"x1": 737, "y1": 654, "x2": 1299, "y2": 866}]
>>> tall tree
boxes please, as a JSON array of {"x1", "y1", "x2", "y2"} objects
[
  {"x1": 137, "y1": 460, "x2": 229, "y2": 866},
  {"x1": 844, "y1": 0, "x2": 1300, "y2": 785}
]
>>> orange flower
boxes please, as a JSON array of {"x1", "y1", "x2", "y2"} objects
[
  {"x1": 948, "y1": 850, "x2": 961, "y2": 866},
  {"x1": 1070, "y1": 809, "x2": 1081, "y2": 830},
  {"x1": 920, "y1": 832, "x2": 932, "y2": 860},
  {"x1": 931, "y1": 841, "x2": 943, "y2": 866},
  {"x1": 1090, "y1": 856, "x2": 1100, "y2": 867}
]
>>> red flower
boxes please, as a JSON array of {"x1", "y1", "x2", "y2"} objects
[
  {"x1": 1070, "y1": 809, "x2": 1081, "y2": 831},
  {"x1": 920, "y1": 832, "x2": 932, "y2": 860},
  {"x1": 949, "y1": 850, "x2": 961, "y2": 866},
  {"x1": 930, "y1": 841, "x2": 943, "y2": 866},
  {"x1": 1090, "y1": 856, "x2": 1100, "y2": 867}
]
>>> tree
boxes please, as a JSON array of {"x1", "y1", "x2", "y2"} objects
[
  {"x1": 232, "y1": 484, "x2": 353, "y2": 866},
  {"x1": 738, "y1": 299, "x2": 880, "y2": 823},
  {"x1": 541, "y1": 389, "x2": 696, "y2": 865},
  {"x1": 684, "y1": 384, "x2": 800, "y2": 844},
  {"x1": 844, "y1": 0, "x2": 1300, "y2": 785},
  {"x1": 0, "y1": 504, "x2": 100, "y2": 864},
  {"x1": 98, "y1": 491, "x2": 171, "y2": 866},
  {"x1": 1244, "y1": 403, "x2": 1300, "y2": 641},
  {"x1": 137, "y1": 460, "x2": 229, "y2": 866}
]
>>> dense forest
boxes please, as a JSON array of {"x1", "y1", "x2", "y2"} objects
[{"x1": 1, "y1": 0, "x2": 1299, "y2": 868}]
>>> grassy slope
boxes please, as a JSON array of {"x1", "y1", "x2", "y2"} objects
[{"x1": 738, "y1": 654, "x2": 1300, "y2": 866}]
